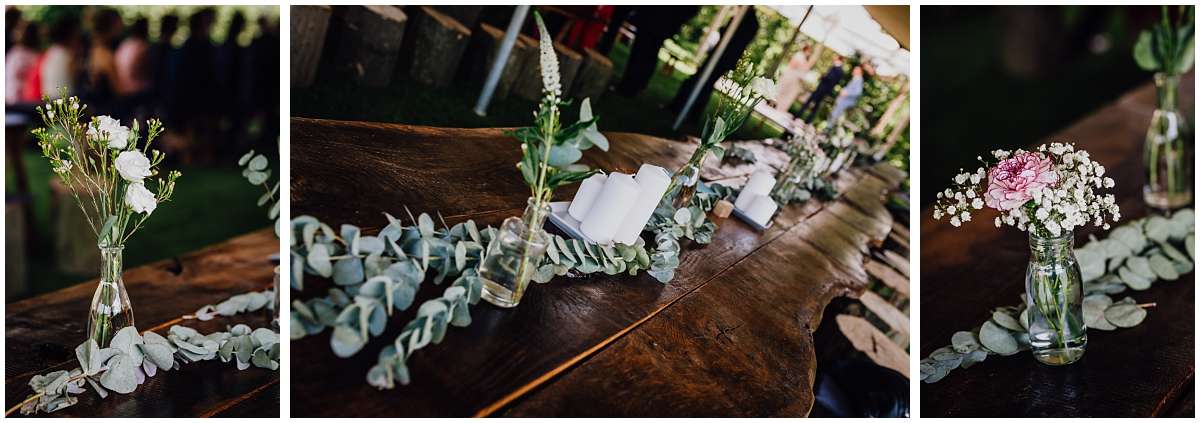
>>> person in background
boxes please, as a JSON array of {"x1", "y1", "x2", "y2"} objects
[
  {"x1": 614, "y1": 6, "x2": 699, "y2": 97},
  {"x1": 6, "y1": 7, "x2": 22, "y2": 52},
  {"x1": 6, "y1": 21, "x2": 40, "y2": 104},
  {"x1": 797, "y1": 56, "x2": 845, "y2": 123},
  {"x1": 150, "y1": 14, "x2": 179, "y2": 119},
  {"x1": 668, "y1": 6, "x2": 759, "y2": 123},
  {"x1": 827, "y1": 65, "x2": 865, "y2": 125},
  {"x1": 115, "y1": 18, "x2": 151, "y2": 98},
  {"x1": 216, "y1": 12, "x2": 248, "y2": 151},
  {"x1": 84, "y1": 8, "x2": 123, "y2": 113},
  {"x1": 40, "y1": 15, "x2": 81, "y2": 100},
  {"x1": 774, "y1": 43, "x2": 817, "y2": 113},
  {"x1": 251, "y1": 15, "x2": 280, "y2": 150}
]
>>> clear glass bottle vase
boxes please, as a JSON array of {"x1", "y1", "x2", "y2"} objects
[
  {"x1": 661, "y1": 147, "x2": 709, "y2": 210},
  {"x1": 87, "y1": 245, "x2": 135, "y2": 347},
  {"x1": 1143, "y1": 72, "x2": 1192, "y2": 210},
  {"x1": 1024, "y1": 231, "x2": 1086, "y2": 366},
  {"x1": 479, "y1": 198, "x2": 551, "y2": 308}
]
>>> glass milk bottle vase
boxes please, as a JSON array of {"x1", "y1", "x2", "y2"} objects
[
  {"x1": 87, "y1": 245, "x2": 135, "y2": 347},
  {"x1": 661, "y1": 147, "x2": 709, "y2": 210},
  {"x1": 1024, "y1": 231, "x2": 1086, "y2": 365},
  {"x1": 1143, "y1": 72, "x2": 1192, "y2": 210},
  {"x1": 479, "y1": 198, "x2": 551, "y2": 308}
]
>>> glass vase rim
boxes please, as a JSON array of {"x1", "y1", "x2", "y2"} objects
[
  {"x1": 97, "y1": 243, "x2": 126, "y2": 251},
  {"x1": 1028, "y1": 229, "x2": 1073, "y2": 245}
]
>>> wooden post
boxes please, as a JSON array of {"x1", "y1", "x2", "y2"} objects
[
  {"x1": 49, "y1": 178, "x2": 100, "y2": 276},
  {"x1": 290, "y1": 5, "x2": 331, "y2": 87},
  {"x1": 408, "y1": 6, "x2": 472, "y2": 88},
  {"x1": 571, "y1": 48, "x2": 613, "y2": 100},
  {"x1": 6, "y1": 200, "x2": 27, "y2": 299},
  {"x1": 434, "y1": 5, "x2": 484, "y2": 29},
  {"x1": 463, "y1": 23, "x2": 534, "y2": 100},
  {"x1": 334, "y1": 6, "x2": 408, "y2": 87},
  {"x1": 513, "y1": 41, "x2": 582, "y2": 101}
]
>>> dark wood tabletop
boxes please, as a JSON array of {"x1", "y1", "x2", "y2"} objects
[
  {"x1": 289, "y1": 117, "x2": 907, "y2": 417},
  {"x1": 4, "y1": 229, "x2": 280, "y2": 418},
  {"x1": 920, "y1": 73, "x2": 1196, "y2": 417}
]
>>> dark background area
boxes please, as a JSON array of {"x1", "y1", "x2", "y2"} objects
[{"x1": 920, "y1": 5, "x2": 1172, "y2": 206}]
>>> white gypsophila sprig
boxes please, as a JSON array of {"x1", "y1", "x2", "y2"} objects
[{"x1": 933, "y1": 142, "x2": 1119, "y2": 237}]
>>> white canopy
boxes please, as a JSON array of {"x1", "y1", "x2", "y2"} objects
[{"x1": 773, "y1": 5, "x2": 910, "y2": 77}]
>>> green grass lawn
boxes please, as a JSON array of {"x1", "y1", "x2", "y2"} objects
[
  {"x1": 6, "y1": 150, "x2": 271, "y2": 301},
  {"x1": 292, "y1": 41, "x2": 783, "y2": 141}
]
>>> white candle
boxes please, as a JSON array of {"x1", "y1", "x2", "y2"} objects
[
  {"x1": 735, "y1": 170, "x2": 776, "y2": 210},
  {"x1": 568, "y1": 173, "x2": 608, "y2": 220},
  {"x1": 580, "y1": 173, "x2": 641, "y2": 244},
  {"x1": 612, "y1": 164, "x2": 671, "y2": 245},
  {"x1": 745, "y1": 193, "x2": 778, "y2": 226}
]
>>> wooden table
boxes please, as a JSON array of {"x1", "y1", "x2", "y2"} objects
[
  {"x1": 920, "y1": 73, "x2": 1196, "y2": 417},
  {"x1": 290, "y1": 117, "x2": 907, "y2": 417},
  {"x1": 4, "y1": 229, "x2": 280, "y2": 418}
]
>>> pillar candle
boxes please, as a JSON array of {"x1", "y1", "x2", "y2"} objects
[
  {"x1": 568, "y1": 173, "x2": 608, "y2": 220},
  {"x1": 735, "y1": 170, "x2": 776, "y2": 210},
  {"x1": 612, "y1": 164, "x2": 671, "y2": 245},
  {"x1": 580, "y1": 173, "x2": 641, "y2": 244},
  {"x1": 745, "y1": 193, "x2": 778, "y2": 226}
]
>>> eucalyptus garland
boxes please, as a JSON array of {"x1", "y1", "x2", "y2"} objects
[
  {"x1": 188, "y1": 288, "x2": 275, "y2": 321},
  {"x1": 722, "y1": 144, "x2": 757, "y2": 165},
  {"x1": 16, "y1": 324, "x2": 280, "y2": 415},
  {"x1": 921, "y1": 208, "x2": 1194, "y2": 383},
  {"x1": 238, "y1": 149, "x2": 280, "y2": 235}
]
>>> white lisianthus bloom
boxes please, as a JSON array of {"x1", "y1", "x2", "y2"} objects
[
  {"x1": 88, "y1": 115, "x2": 131, "y2": 149},
  {"x1": 115, "y1": 151, "x2": 152, "y2": 182},
  {"x1": 125, "y1": 182, "x2": 157, "y2": 214},
  {"x1": 750, "y1": 77, "x2": 777, "y2": 99}
]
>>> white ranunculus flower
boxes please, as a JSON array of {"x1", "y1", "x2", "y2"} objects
[
  {"x1": 88, "y1": 115, "x2": 131, "y2": 149},
  {"x1": 125, "y1": 182, "x2": 157, "y2": 214},
  {"x1": 115, "y1": 151, "x2": 152, "y2": 182},
  {"x1": 750, "y1": 77, "x2": 777, "y2": 99}
]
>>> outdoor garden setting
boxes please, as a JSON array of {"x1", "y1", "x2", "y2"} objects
[
  {"x1": 5, "y1": 5, "x2": 280, "y2": 417},
  {"x1": 290, "y1": 4, "x2": 910, "y2": 417}
]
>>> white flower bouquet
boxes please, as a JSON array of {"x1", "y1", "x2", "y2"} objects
[{"x1": 34, "y1": 93, "x2": 181, "y2": 246}]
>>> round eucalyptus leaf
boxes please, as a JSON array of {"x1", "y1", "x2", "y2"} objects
[
  {"x1": 330, "y1": 325, "x2": 366, "y2": 358},
  {"x1": 1104, "y1": 303, "x2": 1147, "y2": 328},
  {"x1": 1082, "y1": 294, "x2": 1116, "y2": 331},
  {"x1": 991, "y1": 311, "x2": 1023, "y2": 332},
  {"x1": 960, "y1": 349, "x2": 988, "y2": 369},
  {"x1": 1148, "y1": 254, "x2": 1179, "y2": 280},
  {"x1": 951, "y1": 331, "x2": 979, "y2": 353},
  {"x1": 979, "y1": 320, "x2": 1019, "y2": 356},
  {"x1": 1125, "y1": 256, "x2": 1155, "y2": 279},
  {"x1": 1117, "y1": 266, "x2": 1152, "y2": 290},
  {"x1": 1145, "y1": 216, "x2": 1171, "y2": 242}
]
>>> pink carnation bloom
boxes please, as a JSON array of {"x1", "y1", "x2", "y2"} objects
[{"x1": 984, "y1": 152, "x2": 1058, "y2": 211}]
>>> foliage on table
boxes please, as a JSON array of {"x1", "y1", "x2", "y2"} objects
[
  {"x1": 34, "y1": 92, "x2": 181, "y2": 246},
  {"x1": 921, "y1": 208, "x2": 1194, "y2": 383},
  {"x1": 1133, "y1": 6, "x2": 1195, "y2": 76},
  {"x1": 772, "y1": 126, "x2": 840, "y2": 205},
  {"x1": 722, "y1": 144, "x2": 757, "y2": 165},
  {"x1": 17, "y1": 324, "x2": 280, "y2": 415},
  {"x1": 188, "y1": 288, "x2": 276, "y2": 321},
  {"x1": 239, "y1": 149, "x2": 280, "y2": 236}
]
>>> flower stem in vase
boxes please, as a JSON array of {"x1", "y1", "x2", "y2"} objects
[
  {"x1": 1025, "y1": 231, "x2": 1086, "y2": 365},
  {"x1": 87, "y1": 245, "x2": 135, "y2": 348}
]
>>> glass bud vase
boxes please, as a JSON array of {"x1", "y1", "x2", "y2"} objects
[
  {"x1": 1143, "y1": 72, "x2": 1192, "y2": 210},
  {"x1": 87, "y1": 245, "x2": 135, "y2": 348},
  {"x1": 661, "y1": 147, "x2": 709, "y2": 210},
  {"x1": 1024, "y1": 231, "x2": 1086, "y2": 366},
  {"x1": 479, "y1": 198, "x2": 550, "y2": 308}
]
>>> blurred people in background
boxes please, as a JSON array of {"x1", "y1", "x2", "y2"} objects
[
  {"x1": 614, "y1": 6, "x2": 699, "y2": 97},
  {"x1": 84, "y1": 8, "x2": 123, "y2": 114},
  {"x1": 115, "y1": 18, "x2": 151, "y2": 99},
  {"x1": 774, "y1": 43, "x2": 817, "y2": 113},
  {"x1": 7, "y1": 6, "x2": 278, "y2": 161},
  {"x1": 798, "y1": 56, "x2": 845, "y2": 123},
  {"x1": 668, "y1": 6, "x2": 759, "y2": 123},
  {"x1": 827, "y1": 65, "x2": 864, "y2": 125},
  {"x1": 40, "y1": 15, "x2": 81, "y2": 100},
  {"x1": 6, "y1": 20, "x2": 40, "y2": 104}
]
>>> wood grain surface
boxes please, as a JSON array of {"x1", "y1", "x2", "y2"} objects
[
  {"x1": 4, "y1": 229, "x2": 280, "y2": 418},
  {"x1": 290, "y1": 117, "x2": 906, "y2": 417},
  {"x1": 920, "y1": 73, "x2": 1196, "y2": 417}
]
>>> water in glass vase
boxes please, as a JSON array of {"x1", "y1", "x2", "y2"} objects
[
  {"x1": 1024, "y1": 232, "x2": 1086, "y2": 365},
  {"x1": 87, "y1": 245, "x2": 135, "y2": 347},
  {"x1": 1143, "y1": 73, "x2": 1192, "y2": 210},
  {"x1": 479, "y1": 200, "x2": 550, "y2": 308}
]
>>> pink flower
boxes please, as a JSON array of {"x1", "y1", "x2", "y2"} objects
[{"x1": 984, "y1": 152, "x2": 1058, "y2": 211}]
